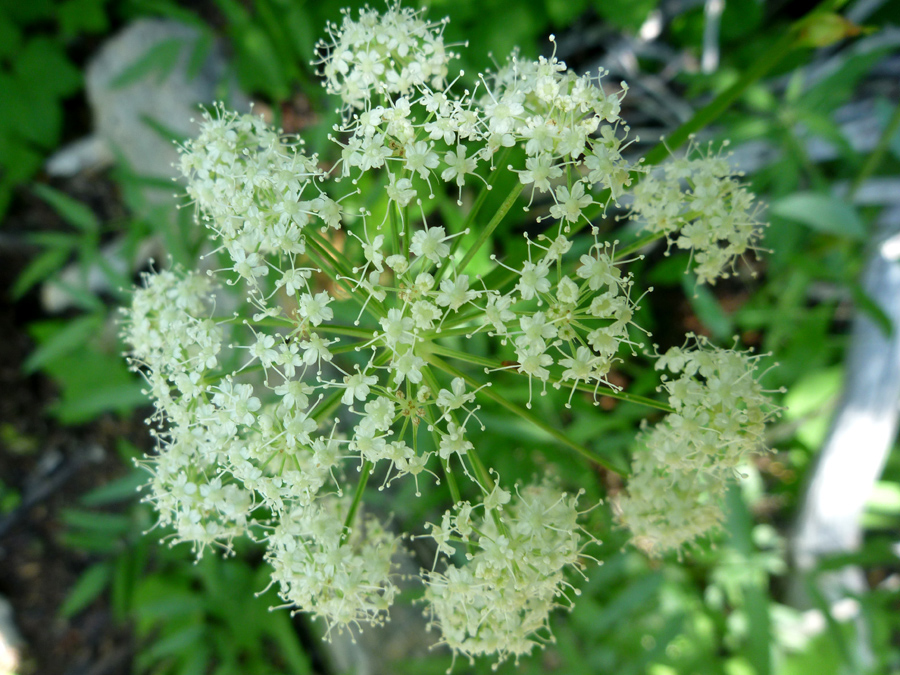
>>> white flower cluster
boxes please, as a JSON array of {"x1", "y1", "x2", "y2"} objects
[
  {"x1": 630, "y1": 141, "x2": 763, "y2": 285},
  {"x1": 123, "y1": 1, "x2": 775, "y2": 664},
  {"x1": 316, "y1": 4, "x2": 455, "y2": 109},
  {"x1": 616, "y1": 336, "x2": 779, "y2": 556},
  {"x1": 267, "y1": 497, "x2": 400, "y2": 631},
  {"x1": 423, "y1": 482, "x2": 591, "y2": 665},
  {"x1": 127, "y1": 267, "x2": 403, "y2": 628}
]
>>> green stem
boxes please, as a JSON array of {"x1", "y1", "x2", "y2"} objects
[
  {"x1": 427, "y1": 343, "x2": 673, "y2": 413},
  {"x1": 429, "y1": 324, "x2": 480, "y2": 339},
  {"x1": 316, "y1": 323, "x2": 378, "y2": 339},
  {"x1": 306, "y1": 228, "x2": 352, "y2": 275},
  {"x1": 420, "y1": 366, "x2": 507, "y2": 537},
  {"x1": 422, "y1": 365, "x2": 488, "y2": 489},
  {"x1": 304, "y1": 242, "x2": 386, "y2": 322},
  {"x1": 214, "y1": 315, "x2": 294, "y2": 327},
  {"x1": 614, "y1": 231, "x2": 668, "y2": 261},
  {"x1": 420, "y1": 374, "x2": 462, "y2": 505},
  {"x1": 311, "y1": 349, "x2": 394, "y2": 422},
  {"x1": 341, "y1": 459, "x2": 372, "y2": 545},
  {"x1": 423, "y1": 353, "x2": 627, "y2": 474},
  {"x1": 434, "y1": 270, "x2": 520, "y2": 334},
  {"x1": 312, "y1": 388, "x2": 344, "y2": 424},
  {"x1": 306, "y1": 229, "x2": 388, "y2": 320},
  {"x1": 389, "y1": 199, "x2": 403, "y2": 259},
  {"x1": 435, "y1": 148, "x2": 514, "y2": 284},
  {"x1": 456, "y1": 182, "x2": 524, "y2": 276}
]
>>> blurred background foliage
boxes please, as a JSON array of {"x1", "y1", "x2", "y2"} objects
[{"x1": 1, "y1": 0, "x2": 900, "y2": 674}]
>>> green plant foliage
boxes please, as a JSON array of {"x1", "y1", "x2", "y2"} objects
[
  {"x1": 0, "y1": 5, "x2": 88, "y2": 216},
  {"x1": 28, "y1": 319, "x2": 145, "y2": 424},
  {"x1": 57, "y1": 451, "x2": 313, "y2": 674},
  {"x1": 7, "y1": 0, "x2": 900, "y2": 673},
  {"x1": 771, "y1": 192, "x2": 866, "y2": 239}
]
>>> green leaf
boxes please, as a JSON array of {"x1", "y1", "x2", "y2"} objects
[
  {"x1": 80, "y1": 470, "x2": 146, "y2": 507},
  {"x1": 585, "y1": 572, "x2": 663, "y2": 634},
  {"x1": 60, "y1": 562, "x2": 112, "y2": 617},
  {"x1": 58, "y1": 0, "x2": 110, "y2": 38},
  {"x1": 53, "y1": 381, "x2": 149, "y2": 424},
  {"x1": 143, "y1": 623, "x2": 206, "y2": 661},
  {"x1": 33, "y1": 184, "x2": 100, "y2": 232},
  {"x1": 61, "y1": 508, "x2": 134, "y2": 534},
  {"x1": 0, "y1": 72, "x2": 61, "y2": 148},
  {"x1": 121, "y1": 0, "x2": 203, "y2": 25},
  {"x1": 11, "y1": 245, "x2": 71, "y2": 298},
  {"x1": 226, "y1": 10, "x2": 291, "y2": 102},
  {"x1": 23, "y1": 314, "x2": 102, "y2": 374},
  {"x1": 186, "y1": 28, "x2": 213, "y2": 80},
  {"x1": 783, "y1": 366, "x2": 842, "y2": 447},
  {"x1": 849, "y1": 282, "x2": 893, "y2": 337},
  {"x1": 3, "y1": 0, "x2": 55, "y2": 24},
  {"x1": 867, "y1": 481, "x2": 900, "y2": 515},
  {"x1": 133, "y1": 593, "x2": 206, "y2": 621},
  {"x1": 875, "y1": 98, "x2": 900, "y2": 162},
  {"x1": 29, "y1": 320, "x2": 146, "y2": 423},
  {"x1": 58, "y1": 531, "x2": 121, "y2": 553},
  {"x1": 15, "y1": 37, "x2": 82, "y2": 98},
  {"x1": 546, "y1": 0, "x2": 588, "y2": 26},
  {"x1": 110, "y1": 36, "x2": 185, "y2": 89},
  {"x1": 770, "y1": 192, "x2": 865, "y2": 239},
  {"x1": 797, "y1": 12, "x2": 863, "y2": 48},
  {"x1": 264, "y1": 607, "x2": 312, "y2": 675},
  {"x1": 176, "y1": 644, "x2": 211, "y2": 675},
  {"x1": 0, "y1": 11, "x2": 23, "y2": 59},
  {"x1": 801, "y1": 47, "x2": 892, "y2": 115},
  {"x1": 683, "y1": 277, "x2": 733, "y2": 340},
  {"x1": 44, "y1": 278, "x2": 106, "y2": 313}
]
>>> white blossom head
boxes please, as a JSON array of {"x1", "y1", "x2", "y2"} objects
[{"x1": 315, "y1": 2, "x2": 457, "y2": 109}]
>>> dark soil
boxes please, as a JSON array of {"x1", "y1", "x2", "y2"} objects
[{"x1": 0, "y1": 181, "x2": 147, "y2": 675}]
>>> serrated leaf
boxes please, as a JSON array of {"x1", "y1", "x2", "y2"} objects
[
  {"x1": 33, "y1": 184, "x2": 100, "y2": 232},
  {"x1": 60, "y1": 562, "x2": 112, "y2": 617},
  {"x1": 30, "y1": 329, "x2": 145, "y2": 425},
  {"x1": 770, "y1": 192, "x2": 865, "y2": 239}
]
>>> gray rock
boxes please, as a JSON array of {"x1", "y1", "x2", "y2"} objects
[
  {"x1": 42, "y1": 18, "x2": 248, "y2": 312},
  {"x1": 48, "y1": 18, "x2": 248, "y2": 197}
]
